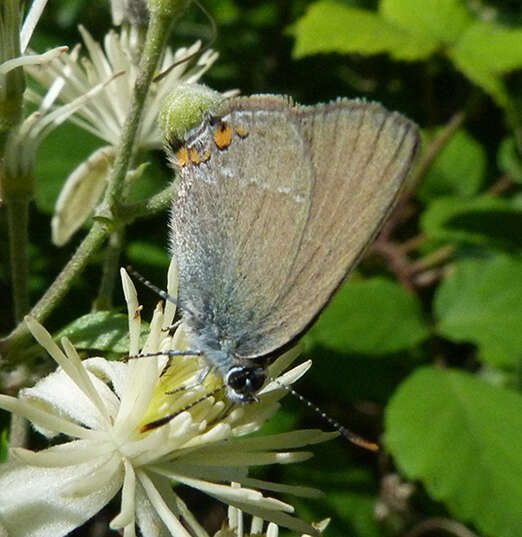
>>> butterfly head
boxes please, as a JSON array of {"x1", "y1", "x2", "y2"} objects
[{"x1": 224, "y1": 364, "x2": 266, "y2": 403}]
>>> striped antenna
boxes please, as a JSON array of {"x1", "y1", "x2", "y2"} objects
[
  {"x1": 266, "y1": 375, "x2": 379, "y2": 452},
  {"x1": 126, "y1": 265, "x2": 178, "y2": 307},
  {"x1": 126, "y1": 350, "x2": 202, "y2": 361}
]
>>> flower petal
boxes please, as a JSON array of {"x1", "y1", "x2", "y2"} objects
[
  {"x1": 0, "y1": 47, "x2": 68, "y2": 75},
  {"x1": 20, "y1": 0, "x2": 49, "y2": 52},
  {"x1": 83, "y1": 356, "x2": 130, "y2": 402},
  {"x1": 260, "y1": 360, "x2": 312, "y2": 396},
  {"x1": 51, "y1": 146, "x2": 115, "y2": 246},
  {"x1": 0, "y1": 458, "x2": 120, "y2": 537},
  {"x1": 0, "y1": 394, "x2": 92, "y2": 439},
  {"x1": 223, "y1": 499, "x2": 316, "y2": 537},
  {"x1": 21, "y1": 364, "x2": 116, "y2": 432},
  {"x1": 267, "y1": 522, "x2": 278, "y2": 537},
  {"x1": 155, "y1": 475, "x2": 294, "y2": 514},
  {"x1": 11, "y1": 439, "x2": 112, "y2": 468},
  {"x1": 162, "y1": 257, "x2": 179, "y2": 332},
  {"x1": 110, "y1": 458, "x2": 137, "y2": 529},
  {"x1": 60, "y1": 452, "x2": 123, "y2": 497},
  {"x1": 121, "y1": 268, "x2": 141, "y2": 356},
  {"x1": 136, "y1": 473, "x2": 211, "y2": 537},
  {"x1": 137, "y1": 470, "x2": 193, "y2": 537}
]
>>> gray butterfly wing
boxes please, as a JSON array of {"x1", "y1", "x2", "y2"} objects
[{"x1": 169, "y1": 95, "x2": 420, "y2": 359}]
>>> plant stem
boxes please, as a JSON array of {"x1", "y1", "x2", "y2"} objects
[
  {"x1": 1, "y1": 222, "x2": 108, "y2": 359},
  {"x1": 409, "y1": 244, "x2": 455, "y2": 273},
  {"x1": 399, "y1": 233, "x2": 428, "y2": 254},
  {"x1": 410, "y1": 111, "x2": 466, "y2": 194},
  {"x1": 95, "y1": 229, "x2": 125, "y2": 310},
  {"x1": 7, "y1": 197, "x2": 30, "y2": 322},
  {"x1": 119, "y1": 182, "x2": 176, "y2": 222},
  {"x1": 102, "y1": 9, "x2": 174, "y2": 213},
  {"x1": 404, "y1": 518, "x2": 479, "y2": 537},
  {"x1": 486, "y1": 173, "x2": 513, "y2": 196},
  {"x1": 35, "y1": 221, "x2": 104, "y2": 316}
]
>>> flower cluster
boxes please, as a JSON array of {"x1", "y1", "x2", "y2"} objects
[{"x1": 24, "y1": 24, "x2": 219, "y2": 150}]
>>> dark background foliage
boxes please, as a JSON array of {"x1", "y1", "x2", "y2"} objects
[{"x1": 1, "y1": 1, "x2": 522, "y2": 536}]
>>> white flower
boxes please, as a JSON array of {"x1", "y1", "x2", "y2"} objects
[
  {"x1": 0, "y1": 260, "x2": 333, "y2": 537},
  {"x1": 25, "y1": 25, "x2": 219, "y2": 149}
]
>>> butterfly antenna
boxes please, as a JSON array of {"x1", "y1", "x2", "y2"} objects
[
  {"x1": 153, "y1": 0, "x2": 217, "y2": 83},
  {"x1": 267, "y1": 375, "x2": 379, "y2": 452},
  {"x1": 140, "y1": 384, "x2": 225, "y2": 432},
  {"x1": 126, "y1": 265, "x2": 178, "y2": 307},
  {"x1": 126, "y1": 349, "x2": 202, "y2": 361}
]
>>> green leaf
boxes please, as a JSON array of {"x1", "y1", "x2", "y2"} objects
[
  {"x1": 380, "y1": 0, "x2": 473, "y2": 45},
  {"x1": 421, "y1": 196, "x2": 522, "y2": 253},
  {"x1": 292, "y1": 2, "x2": 437, "y2": 61},
  {"x1": 418, "y1": 129, "x2": 486, "y2": 203},
  {"x1": 498, "y1": 137, "x2": 522, "y2": 184},
  {"x1": 450, "y1": 21, "x2": 522, "y2": 75},
  {"x1": 447, "y1": 20, "x2": 522, "y2": 109},
  {"x1": 305, "y1": 277, "x2": 429, "y2": 356},
  {"x1": 257, "y1": 408, "x2": 300, "y2": 437},
  {"x1": 434, "y1": 256, "x2": 522, "y2": 367},
  {"x1": 386, "y1": 367, "x2": 522, "y2": 537},
  {"x1": 55, "y1": 311, "x2": 149, "y2": 354},
  {"x1": 449, "y1": 50, "x2": 510, "y2": 109}
]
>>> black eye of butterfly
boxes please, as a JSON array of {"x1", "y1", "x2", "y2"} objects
[{"x1": 226, "y1": 366, "x2": 266, "y2": 394}]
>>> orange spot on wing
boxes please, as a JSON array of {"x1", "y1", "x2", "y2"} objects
[
  {"x1": 214, "y1": 122, "x2": 234, "y2": 149},
  {"x1": 235, "y1": 125, "x2": 249, "y2": 138},
  {"x1": 189, "y1": 148, "x2": 200, "y2": 164},
  {"x1": 177, "y1": 147, "x2": 189, "y2": 168}
]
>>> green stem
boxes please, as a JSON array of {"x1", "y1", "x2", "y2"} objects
[
  {"x1": 102, "y1": 9, "x2": 174, "y2": 213},
  {"x1": 95, "y1": 229, "x2": 125, "y2": 311},
  {"x1": 409, "y1": 244, "x2": 455, "y2": 273},
  {"x1": 410, "y1": 111, "x2": 466, "y2": 194},
  {"x1": 119, "y1": 183, "x2": 176, "y2": 222},
  {"x1": 7, "y1": 197, "x2": 30, "y2": 322},
  {"x1": 1, "y1": 222, "x2": 108, "y2": 360}
]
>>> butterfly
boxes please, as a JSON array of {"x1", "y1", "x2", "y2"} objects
[{"x1": 167, "y1": 95, "x2": 420, "y2": 403}]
